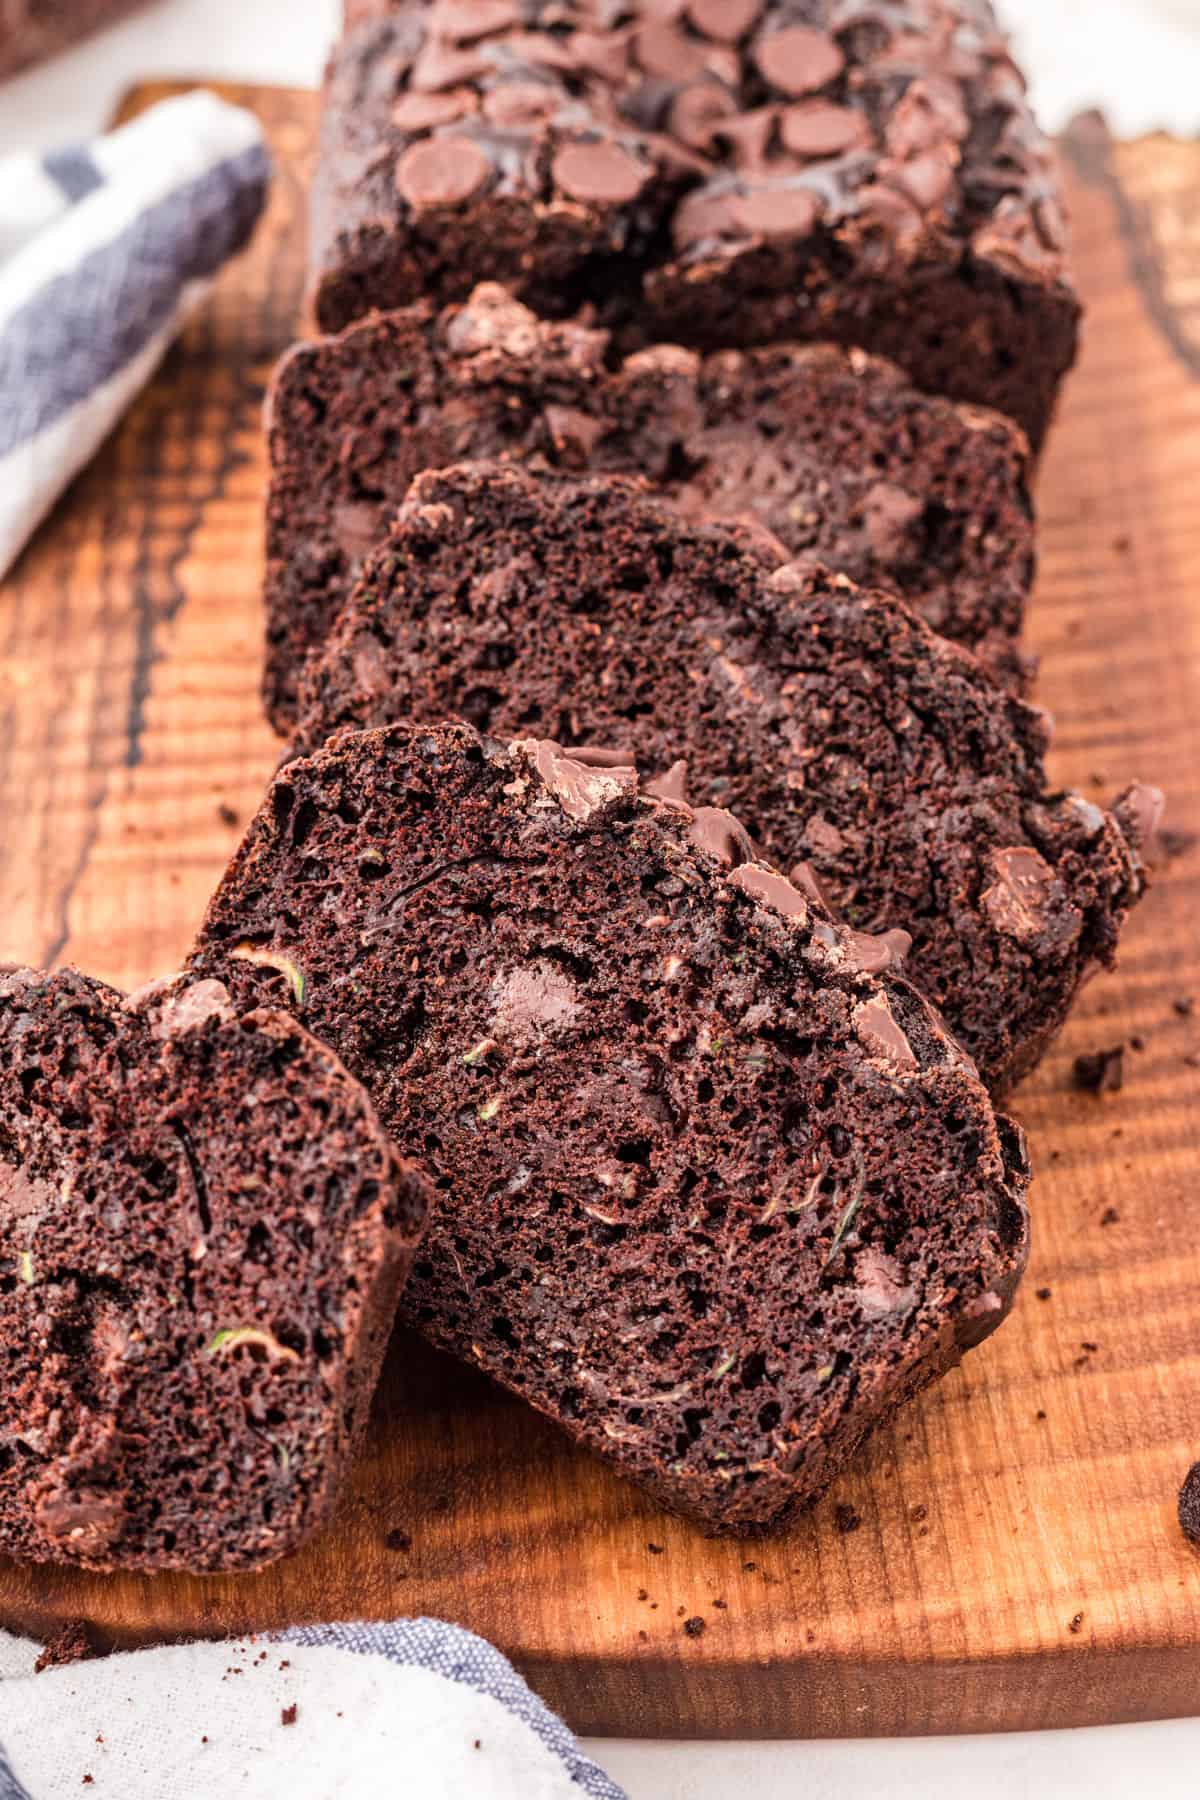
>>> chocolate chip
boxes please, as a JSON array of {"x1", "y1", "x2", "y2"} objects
[
  {"x1": 981, "y1": 846, "x2": 1059, "y2": 945},
  {"x1": 635, "y1": 19, "x2": 709, "y2": 82},
  {"x1": 669, "y1": 79, "x2": 738, "y2": 151},
  {"x1": 781, "y1": 100, "x2": 872, "y2": 158},
  {"x1": 689, "y1": 805, "x2": 754, "y2": 867},
  {"x1": 410, "y1": 39, "x2": 491, "y2": 93},
  {"x1": 754, "y1": 25, "x2": 844, "y2": 97},
  {"x1": 844, "y1": 927, "x2": 911, "y2": 975},
  {"x1": 395, "y1": 135, "x2": 492, "y2": 208},
  {"x1": 552, "y1": 139, "x2": 650, "y2": 204},
  {"x1": 732, "y1": 183, "x2": 819, "y2": 239},
  {"x1": 428, "y1": 0, "x2": 521, "y2": 39},
  {"x1": 645, "y1": 760, "x2": 690, "y2": 807},
  {"x1": 392, "y1": 87, "x2": 480, "y2": 132},
  {"x1": 1180, "y1": 1463, "x2": 1200, "y2": 1547},
  {"x1": 852, "y1": 995, "x2": 916, "y2": 1068},
  {"x1": 729, "y1": 862, "x2": 809, "y2": 919},
  {"x1": 686, "y1": 0, "x2": 760, "y2": 42},
  {"x1": 886, "y1": 147, "x2": 955, "y2": 214}
]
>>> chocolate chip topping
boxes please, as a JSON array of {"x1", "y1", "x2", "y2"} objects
[
  {"x1": 781, "y1": 100, "x2": 872, "y2": 158},
  {"x1": 729, "y1": 862, "x2": 809, "y2": 920},
  {"x1": 688, "y1": 804, "x2": 755, "y2": 867},
  {"x1": 753, "y1": 25, "x2": 844, "y2": 97},
  {"x1": 645, "y1": 759, "x2": 690, "y2": 807},
  {"x1": 845, "y1": 927, "x2": 912, "y2": 975},
  {"x1": 982, "y1": 846, "x2": 1060, "y2": 945},
  {"x1": 852, "y1": 994, "x2": 917, "y2": 1069},
  {"x1": 552, "y1": 139, "x2": 650, "y2": 204},
  {"x1": 529, "y1": 739, "x2": 640, "y2": 821},
  {"x1": 686, "y1": 0, "x2": 760, "y2": 42},
  {"x1": 396, "y1": 134, "x2": 492, "y2": 207}
]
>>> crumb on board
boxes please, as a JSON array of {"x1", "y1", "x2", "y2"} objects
[
  {"x1": 1072, "y1": 1045, "x2": 1124, "y2": 1093},
  {"x1": 683, "y1": 1616, "x2": 706, "y2": 1638},
  {"x1": 281, "y1": 1704, "x2": 298, "y2": 1727}
]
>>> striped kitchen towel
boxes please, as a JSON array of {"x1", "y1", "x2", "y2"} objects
[
  {"x1": 0, "y1": 90, "x2": 269, "y2": 580},
  {"x1": 0, "y1": 1618, "x2": 627, "y2": 1798}
]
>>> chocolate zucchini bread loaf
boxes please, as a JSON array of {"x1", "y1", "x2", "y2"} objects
[
  {"x1": 292, "y1": 463, "x2": 1154, "y2": 1095},
  {"x1": 0, "y1": 969, "x2": 429, "y2": 1571},
  {"x1": 0, "y1": 1, "x2": 147, "y2": 82},
  {"x1": 263, "y1": 283, "x2": 1033, "y2": 726},
  {"x1": 187, "y1": 722, "x2": 1031, "y2": 1533},
  {"x1": 310, "y1": 0, "x2": 1078, "y2": 446}
]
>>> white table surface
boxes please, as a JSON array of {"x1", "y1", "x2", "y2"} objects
[{"x1": 2, "y1": 3, "x2": 1198, "y2": 1794}]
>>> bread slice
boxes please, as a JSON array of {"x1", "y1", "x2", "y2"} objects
[
  {"x1": 0, "y1": 968, "x2": 429, "y2": 1571},
  {"x1": 292, "y1": 462, "x2": 1155, "y2": 1094},
  {"x1": 188, "y1": 721, "x2": 1031, "y2": 1534},
  {"x1": 262, "y1": 283, "x2": 1034, "y2": 726}
]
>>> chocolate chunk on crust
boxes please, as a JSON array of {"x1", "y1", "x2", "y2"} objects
[
  {"x1": 311, "y1": 1, "x2": 1078, "y2": 446},
  {"x1": 293, "y1": 462, "x2": 1149, "y2": 1093},
  {"x1": 0, "y1": 969, "x2": 429, "y2": 1572},
  {"x1": 262, "y1": 285, "x2": 1033, "y2": 726},
  {"x1": 187, "y1": 719, "x2": 1030, "y2": 1534}
]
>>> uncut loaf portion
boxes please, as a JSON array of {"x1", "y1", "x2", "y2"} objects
[
  {"x1": 263, "y1": 282, "x2": 1033, "y2": 727},
  {"x1": 187, "y1": 721, "x2": 1031, "y2": 1533},
  {"x1": 311, "y1": 0, "x2": 1078, "y2": 449},
  {"x1": 292, "y1": 462, "x2": 1156, "y2": 1095},
  {"x1": 0, "y1": 969, "x2": 429, "y2": 1572}
]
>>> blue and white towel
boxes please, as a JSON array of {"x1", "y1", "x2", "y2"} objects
[
  {"x1": 0, "y1": 90, "x2": 269, "y2": 580},
  {"x1": 0, "y1": 1618, "x2": 627, "y2": 1797}
]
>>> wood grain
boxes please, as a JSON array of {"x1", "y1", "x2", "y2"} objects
[{"x1": 0, "y1": 87, "x2": 1198, "y2": 1739}]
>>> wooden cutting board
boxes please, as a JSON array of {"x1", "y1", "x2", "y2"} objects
[{"x1": 0, "y1": 84, "x2": 1198, "y2": 1740}]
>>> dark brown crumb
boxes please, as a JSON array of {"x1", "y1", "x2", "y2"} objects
[
  {"x1": 834, "y1": 1502, "x2": 862, "y2": 1535},
  {"x1": 1100, "y1": 1207, "x2": 1120, "y2": 1226},
  {"x1": 201, "y1": 1736, "x2": 208, "y2": 1744},
  {"x1": 217, "y1": 802, "x2": 239, "y2": 827},
  {"x1": 385, "y1": 1528, "x2": 411, "y2": 1552},
  {"x1": 1082, "y1": 1341, "x2": 1100, "y2": 1353},
  {"x1": 647, "y1": 1542, "x2": 664, "y2": 1555},
  {"x1": 1179, "y1": 1463, "x2": 1200, "y2": 1546},
  {"x1": 1174, "y1": 996, "x2": 1195, "y2": 1017},
  {"x1": 712, "y1": 1598, "x2": 727, "y2": 1609},
  {"x1": 1129, "y1": 1035, "x2": 1145, "y2": 1052},
  {"x1": 742, "y1": 1561, "x2": 757, "y2": 1572},
  {"x1": 35, "y1": 1620, "x2": 98, "y2": 1673},
  {"x1": 473, "y1": 1738, "x2": 482, "y2": 1750},
  {"x1": 1186, "y1": 1052, "x2": 1200, "y2": 1069},
  {"x1": 1073, "y1": 1046, "x2": 1125, "y2": 1093},
  {"x1": 910, "y1": 1505, "x2": 928, "y2": 1522},
  {"x1": 1112, "y1": 535, "x2": 1131, "y2": 552},
  {"x1": 1036, "y1": 1287, "x2": 1053, "y2": 1301},
  {"x1": 638, "y1": 1629, "x2": 649, "y2": 1643},
  {"x1": 281, "y1": 1704, "x2": 298, "y2": 1727},
  {"x1": 279, "y1": 1660, "x2": 290, "y2": 1669},
  {"x1": 1036, "y1": 1410, "x2": 1047, "y2": 1421},
  {"x1": 1068, "y1": 1612, "x2": 1084, "y2": 1633},
  {"x1": 683, "y1": 1616, "x2": 706, "y2": 1638},
  {"x1": 637, "y1": 1588, "x2": 648, "y2": 1602}
]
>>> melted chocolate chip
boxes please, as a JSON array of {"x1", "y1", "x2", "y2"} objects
[
  {"x1": 852, "y1": 994, "x2": 916, "y2": 1067},
  {"x1": 688, "y1": 805, "x2": 755, "y2": 867},
  {"x1": 753, "y1": 25, "x2": 844, "y2": 97},
  {"x1": 552, "y1": 138, "x2": 650, "y2": 204},
  {"x1": 729, "y1": 862, "x2": 809, "y2": 919},
  {"x1": 395, "y1": 135, "x2": 492, "y2": 207}
]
